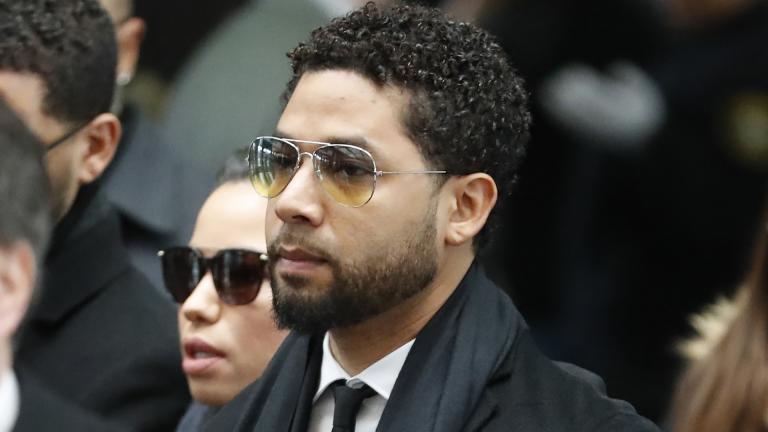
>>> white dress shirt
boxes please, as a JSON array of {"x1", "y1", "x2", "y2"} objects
[
  {"x1": 308, "y1": 333, "x2": 414, "y2": 432},
  {"x1": 0, "y1": 369, "x2": 20, "y2": 432}
]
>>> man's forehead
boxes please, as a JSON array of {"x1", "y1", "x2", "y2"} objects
[
  {"x1": 274, "y1": 130, "x2": 371, "y2": 150},
  {"x1": 277, "y1": 70, "x2": 413, "y2": 158}
]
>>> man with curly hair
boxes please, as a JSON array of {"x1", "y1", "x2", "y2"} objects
[
  {"x1": 0, "y1": 0, "x2": 189, "y2": 430},
  {"x1": 205, "y1": 3, "x2": 659, "y2": 431}
]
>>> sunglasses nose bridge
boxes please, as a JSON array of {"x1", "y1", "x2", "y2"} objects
[
  {"x1": 180, "y1": 271, "x2": 222, "y2": 323},
  {"x1": 297, "y1": 151, "x2": 316, "y2": 170},
  {"x1": 281, "y1": 151, "x2": 324, "y2": 195},
  {"x1": 196, "y1": 256, "x2": 213, "y2": 280}
]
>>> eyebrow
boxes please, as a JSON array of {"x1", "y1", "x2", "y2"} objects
[{"x1": 273, "y1": 129, "x2": 375, "y2": 151}]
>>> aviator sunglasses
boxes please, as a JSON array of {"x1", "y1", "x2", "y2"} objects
[
  {"x1": 158, "y1": 247, "x2": 268, "y2": 305},
  {"x1": 248, "y1": 136, "x2": 448, "y2": 207}
]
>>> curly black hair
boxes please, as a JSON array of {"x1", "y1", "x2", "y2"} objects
[
  {"x1": 286, "y1": 3, "x2": 531, "y2": 248},
  {"x1": 0, "y1": 0, "x2": 117, "y2": 125}
]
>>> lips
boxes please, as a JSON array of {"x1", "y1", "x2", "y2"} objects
[
  {"x1": 276, "y1": 246, "x2": 326, "y2": 274},
  {"x1": 182, "y1": 338, "x2": 225, "y2": 376},
  {"x1": 278, "y1": 246, "x2": 324, "y2": 262}
]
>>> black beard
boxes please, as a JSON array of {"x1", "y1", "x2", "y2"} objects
[{"x1": 269, "y1": 205, "x2": 438, "y2": 334}]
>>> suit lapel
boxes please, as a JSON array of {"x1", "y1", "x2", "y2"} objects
[
  {"x1": 289, "y1": 336, "x2": 323, "y2": 432},
  {"x1": 460, "y1": 381, "x2": 501, "y2": 432},
  {"x1": 245, "y1": 333, "x2": 323, "y2": 432},
  {"x1": 376, "y1": 264, "x2": 519, "y2": 432}
]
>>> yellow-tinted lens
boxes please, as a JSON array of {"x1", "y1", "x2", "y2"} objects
[
  {"x1": 315, "y1": 145, "x2": 375, "y2": 206},
  {"x1": 249, "y1": 137, "x2": 298, "y2": 198}
]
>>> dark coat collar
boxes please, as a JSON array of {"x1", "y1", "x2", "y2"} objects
[
  {"x1": 13, "y1": 367, "x2": 130, "y2": 432},
  {"x1": 30, "y1": 185, "x2": 132, "y2": 324},
  {"x1": 203, "y1": 262, "x2": 518, "y2": 432},
  {"x1": 203, "y1": 265, "x2": 659, "y2": 432}
]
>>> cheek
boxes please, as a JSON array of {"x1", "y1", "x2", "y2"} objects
[
  {"x1": 228, "y1": 303, "x2": 277, "y2": 358},
  {"x1": 229, "y1": 290, "x2": 286, "y2": 369},
  {"x1": 45, "y1": 155, "x2": 67, "y2": 191},
  {"x1": 44, "y1": 152, "x2": 80, "y2": 216},
  {"x1": 335, "y1": 205, "x2": 427, "y2": 249},
  {"x1": 265, "y1": 202, "x2": 282, "y2": 242},
  {"x1": 176, "y1": 308, "x2": 186, "y2": 336}
]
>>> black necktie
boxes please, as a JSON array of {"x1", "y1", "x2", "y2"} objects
[{"x1": 331, "y1": 380, "x2": 377, "y2": 432}]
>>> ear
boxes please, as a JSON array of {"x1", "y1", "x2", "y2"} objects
[
  {"x1": 116, "y1": 18, "x2": 146, "y2": 81},
  {"x1": 76, "y1": 113, "x2": 122, "y2": 185},
  {"x1": 0, "y1": 243, "x2": 36, "y2": 343},
  {"x1": 443, "y1": 174, "x2": 498, "y2": 246}
]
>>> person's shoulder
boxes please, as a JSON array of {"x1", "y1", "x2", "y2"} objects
[
  {"x1": 486, "y1": 331, "x2": 660, "y2": 432},
  {"x1": 84, "y1": 263, "x2": 176, "y2": 326},
  {"x1": 98, "y1": 264, "x2": 174, "y2": 310},
  {"x1": 62, "y1": 263, "x2": 181, "y2": 372},
  {"x1": 14, "y1": 371, "x2": 130, "y2": 432}
]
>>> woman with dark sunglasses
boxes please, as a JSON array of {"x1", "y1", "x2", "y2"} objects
[{"x1": 163, "y1": 162, "x2": 288, "y2": 431}]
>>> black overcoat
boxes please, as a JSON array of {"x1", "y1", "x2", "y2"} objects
[
  {"x1": 15, "y1": 185, "x2": 190, "y2": 432},
  {"x1": 202, "y1": 264, "x2": 660, "y2": 432},
  {"x1": 13, "y1": 369, "x2": 129, "y2": 432}
]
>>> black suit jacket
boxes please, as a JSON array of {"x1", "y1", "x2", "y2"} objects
[
  {"x1": 15, "y1": 185, "x2": 190, "y2": 432},
  {"x1": 13, "y1": 369, "x2": 129, "y2": 432},
  {"x1": 203, "y1": 264, "x2": 659, "y2": 431}
]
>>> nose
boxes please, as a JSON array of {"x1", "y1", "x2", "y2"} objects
[
  {"x1": 273, "y1": 153, "x2": 325, "y2": 227},
  {"x1": 180, "y1": 273, "x2": 222, "y2": 324}
]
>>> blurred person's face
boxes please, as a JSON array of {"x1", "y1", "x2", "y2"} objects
[
  {"x1": 99, "y1": 0, "x2": 145, "y2": 114},
  {"x1": 266, "y1": 70, "x2": 447, "y2": 333},
  {"x1": 178, "y1": 182, "x2": 288, "y2": 406},
  {"x1": 0, "y1": 72, "x2": 121, "y2": 220},
  {"x1": 0, "y1": 241, "x2": 36, "y2": 373}
]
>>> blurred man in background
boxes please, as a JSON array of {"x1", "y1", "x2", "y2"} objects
[{"x1": 0, "y1": 0, "x2": 189, "y2": 430}]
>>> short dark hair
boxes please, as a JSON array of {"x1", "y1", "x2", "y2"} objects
[
  {"x1": 285, "y1": 3, "x2": 531, "y2": 248},
  {"x1": 0, "y1": 100, "x2": 50, "y2": 263},
  {"x1": 0, "y1": 0, "x2": 117, "y2": 125}
]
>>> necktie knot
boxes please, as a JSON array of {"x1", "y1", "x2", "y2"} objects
[{"x1": 331, "y1": 380, "x2": 377, "y2": 432}]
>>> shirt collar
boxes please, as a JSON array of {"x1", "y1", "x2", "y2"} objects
[
  {"x1": 313, "y1": 332, "x2": 414, "y2": 402},
  {"x1": 0, "y1": 369, "x2": 20, "y2": 432}
]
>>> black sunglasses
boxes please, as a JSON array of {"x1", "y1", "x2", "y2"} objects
[{"x1": 157, "y1": 247, "x2": 268, "y2": 305}]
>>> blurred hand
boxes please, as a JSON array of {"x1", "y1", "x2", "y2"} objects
[{"x1": 540, "y1": 61, "x2": 666, "y2": 151}]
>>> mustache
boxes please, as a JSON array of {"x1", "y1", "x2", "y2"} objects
[{"x1": 267, "y1": 229, "x2": 334, "y2": 263}]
